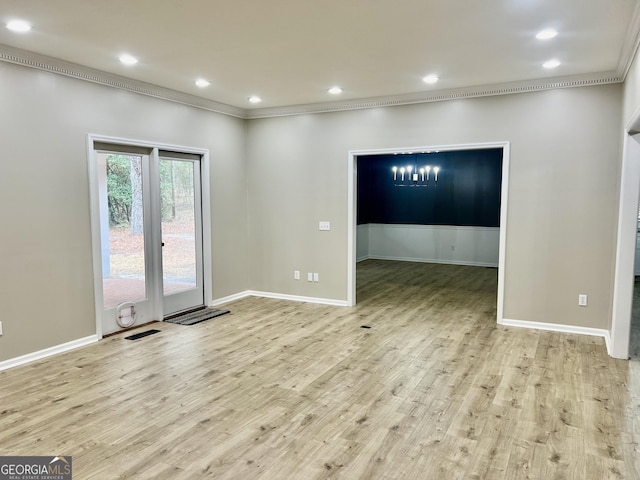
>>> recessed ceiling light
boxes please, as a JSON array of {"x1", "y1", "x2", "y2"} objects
[
  {"x1": 422, "y1": 74, "x2": 439, "y2": 84},
  {"x1": 536, "y1": 28, "x2": 558, "y2": 40},
  {"x1": 119, "y1": 54, "x2": 138, "y2": 66},
  {"x1": 328, "y1": 86, "x2": 343, "y2": 95},
  {"x1": 543, "y1": 59, "x2": 561, "y2": 69},
  {"x1": 195, "y1": 78, "x2": 210, "y2": 88},
  {"x1": 248, "y1": 96, "x2": 262, "y2": 104},
  {"x1": 6, "y1": 19, "x2": 31, "y2": 33}
]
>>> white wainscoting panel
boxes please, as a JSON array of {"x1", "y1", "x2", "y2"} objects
[
  {"x1": 357, "y1": 224, "x2": 370, "y2": 261},
  {"x1": 357, "y1": 223, "x2": 499, "y2": 267}
]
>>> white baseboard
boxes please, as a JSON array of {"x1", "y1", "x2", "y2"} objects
[
  {"x1": 367, "y1": 255, "x2": 498, "y2": 268},
  {"x1": 500, "y1": 318, "x2": 610, "y2": 347},
  {"x1": 210, "y1": 290, "x2": 348, "y2": 307},
  {"x1": 248, "y1": 290, "x2": 348, "y2": 307},
  {"x1": 356, "y1": 255, "x2": 370, "y2": 263},
  {"x1": 209, "y1": 290, "x2": 252, "y2": 307},
  {"x1": 0, "y1": 335, "x2": 100, "y2": 372}
]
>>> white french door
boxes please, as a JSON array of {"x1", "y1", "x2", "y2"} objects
[
  {"x1": 94, "y1": 144, "x2": 205, "y2": 334},
  {"x1": 158, "y1": 153, "x2": 204, "y2": 315}
]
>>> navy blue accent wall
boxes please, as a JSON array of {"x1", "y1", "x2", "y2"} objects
[{"x1": 357, "y1": 149, "x2": 502, "y2": 227}]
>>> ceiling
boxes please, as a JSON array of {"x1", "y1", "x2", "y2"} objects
[{"x1": 1, "y1": 0, "x2": 638, "y2": 115}]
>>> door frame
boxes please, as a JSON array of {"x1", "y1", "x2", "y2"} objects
[
  {"x1": 610, "y1": 123, "x2": 640, "y2": 359},
  {"x1": 347, "y1": 141, "x2": 510, "y2": 326},
  {"x1": 87, "y1": 134, "x2": 212, "y2": 338}
]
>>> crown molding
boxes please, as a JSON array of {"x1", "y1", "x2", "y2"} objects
[
  {"x1": 0, "y1": 44, "x2": 246, "y2": 118},
  {"x1": 246, "y1": 72, "x2": 622, "y2": 119},
  {"x1": 0, "y1": 43, "x2": 624, "y2": 120},
  {"x1": 617, "y1": 0, "x2": 640, "y2": 79}
]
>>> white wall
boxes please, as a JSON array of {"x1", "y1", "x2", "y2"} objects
[
  {"x1": 247, "y1": 84, "x2": 623, "y2": 330},
  {"x1": 0, "y1": 61, "x2": 248, "y2": 362},
  {"x1": 357, "y1": 224, "x2": 499, "y2": 267}
]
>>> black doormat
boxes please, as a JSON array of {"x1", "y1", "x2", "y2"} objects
[
  {"x1": 124, "y1": 329, "x2": 161, "y2": 340},
  {"x1": 164, "y1": 308, "x2": 230, "y2": 326}
]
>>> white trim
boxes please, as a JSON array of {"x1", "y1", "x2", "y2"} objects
[
  {"x1": 210, "y1": 290, "x2": 349, "y2": 307},
  {"x1": 496, "y1": 143, "x2": 510, "y2": 325},
  {"x1": 201, "y1": 152, "x2": 213, "y2": 309},
  {"x1": 501, "y1": 318, "x2": 610, "y2": 349},
  {"x1": 365, "y1": 255, "x2": 498, "y2": 268},
  {"x1": 0, "y1": 45, "x2": 245, "y2": 118},
  {"x1": 209, "y1": 291, "x2": 252, "y2": 307},
  {"x1": 0, "y1": 335, "x2": 99, "y2": 372},
  {"x1": 248, "y1": 291, "x2": 349, "y2": 307},
  {"x1": 610, "y1": 133, "x2": 640, "y2": 359},
  {"x1": 618, "y1": 0, "x2": 640, "y2": 80},
  {"x1": 348, "y1": 141, "x2": 510, "y2": 321},
  {"x1": 87, "y1": 134, "x2": 212, "y2": 338},
  {"x1": 246, "y1": 73, "x2": 621, "y2": 118},
  {"x1": 0, "y1": 44, "x2": 622, "y2": 120},
  {"x1": 356, "y1": 255, "x2": 370, "y2": 263},
  {"x1": 347, "y1": 151, "x2": 357, "y2": 306}
]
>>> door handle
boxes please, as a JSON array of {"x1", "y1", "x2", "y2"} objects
[{"x1": 161, "y1": 242, "x2": 165, "y2": 247}]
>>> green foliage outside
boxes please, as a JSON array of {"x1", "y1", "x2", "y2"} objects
[{"x1": 106, "y1": 154, "x2": 194, "y2": 228}]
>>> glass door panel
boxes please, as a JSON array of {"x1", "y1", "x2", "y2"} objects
[
  {"x1": 97, "y1": 151, "x2": 153, "y2": 334},
  {"x1": 159, "y1": 156, "x2": 204, "y2": 314},
  {"x1": 101, "y1": 153, "x2": 147, "y2": 308}
]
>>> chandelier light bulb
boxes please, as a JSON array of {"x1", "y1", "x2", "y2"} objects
[
  {"x1": 434, "y1": 166, "x2": 440, "y2": 182},
  {"x1": 392, "y1": 166, "x2": 398, "y2": 180},
  {"x1": 425, "y1": 166, "x2": 431, "y2": 180},
  {"x1": 400, "y1": 167, "x2": 405, "y2": 181},
  {"x1": 420, "y1": 168, "x2": 425, "y2": 181}
]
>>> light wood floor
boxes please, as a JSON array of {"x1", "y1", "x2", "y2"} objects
[{"x1": 1, "y1": 260, "x2": 639, "y2": 479}]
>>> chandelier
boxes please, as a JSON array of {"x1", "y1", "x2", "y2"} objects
[{"x1": 392, "y1": 164, "x2": 440, "y2": 186}]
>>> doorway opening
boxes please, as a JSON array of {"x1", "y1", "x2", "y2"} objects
[
  {"x1": 347, "y1": 142, "x2": 510, "y2": 326},
  {"x1": 88, "y1": 136, "x2": 211, "y2": 337}
]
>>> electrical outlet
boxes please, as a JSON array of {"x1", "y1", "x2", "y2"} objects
[
  {"x1": 313, "y1": 272, "x2": 319, "y2": 282},
  {"x1": 319, "y1": 221, "x2": 331, "y2": 231},
  {"x1": 578, "y1": 294, "x2": 588, "y2": 307},
  {"x1": 307, "y1": 272, "x2": 313, "y2": 282},
  {"x1": 0, "y1": 321, "x2": 3, "y2": 335},
  {"x1": 294, "y1": 270, "x2": 300, "y2": 280}
]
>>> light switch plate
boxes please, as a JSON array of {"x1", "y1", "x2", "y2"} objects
[
  {"x1": 319, "y1": 221, "x2": 330, "y2": 231},
  {"x1": 578, "y1": 294, "x2": 587, "y2": 307}
]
